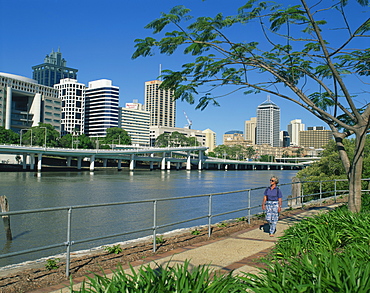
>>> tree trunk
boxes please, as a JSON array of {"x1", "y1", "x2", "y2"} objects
[
  {"x1": 331, "y1": 129, "x2": 365, "y2": 213},
  {"x1": 347, "y1": 159, "x2": 363, "y2": 212},
  {"x1": 347, "y1": 132, "x2": 366, "y2": 212}
]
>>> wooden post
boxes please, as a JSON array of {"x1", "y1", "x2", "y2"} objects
[
  {"x1": 289, "y1": 177, "x2": 302, "y2": 208},
  {"x1": 0, "y1": 196, "x2": 12, "y2": 241}
]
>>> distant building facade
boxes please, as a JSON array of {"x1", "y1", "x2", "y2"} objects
[
  {"x1": 280, "y1": 130, "x2": 290, "y2": 147},
  {"x1": 54, "y1": 78, "x2": 85, "y2": 136},
  {"x1": 32, "y1": 49, "x2": 78, "y2": 87},
  {"x1": 256, "y1": 97, "x2": 280, "y2": 147},
  {"x1": 288, "y1": 119, "x2": 305, "y2": 146},
  {"x1": 223, "y1": 130, "x2": 252, "y2": 147},
  {"x1": 0, "y1": 72, "x2": 61, "y2": 133},
  {"x1": 144, "y1": 80, "x2": 176, "y2": 127},
  {"x1": 244, "y1": 117, "x2": 257, "y2": 144},
  {"x1": 202, "y1": 128, "x2": 216, "y2": 153},
  {"x1": 150, "y1": 126, "x2": 205, "y2": 147},
  {"x1": 119, "y1": 100, "x2": 150, "y2": 146},
  {"x1": 299, "y1": 126, "x2": 332, "y2": 148},
  {"x1": 84, "y1": 79, "x2": 119, "y2": 137}
]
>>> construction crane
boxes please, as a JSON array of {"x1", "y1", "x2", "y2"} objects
[{"x1": 183, "y1": 111, "x2": 192, "y2": 129}]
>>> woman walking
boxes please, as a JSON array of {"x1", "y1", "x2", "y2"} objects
[{"x1": 262, "y1": 176, "x2": 283, "y2": 236}]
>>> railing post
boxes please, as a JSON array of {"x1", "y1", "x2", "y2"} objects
[
  {"x1": 248, "y1": 190, "x2": 251, "y2": 224},
  {"x1": 208, "y1": 195, "x2": 212, "y2": 237},
  {"x1": 334, "y1": 179, "x2": 337, "y2": 203},
  {"x1": 65, "y1": 207, "x2": 73, "y2": 277},
  {"x1": 301, "y1": 182, "x2": 304, "y2": 207},
  {"x1": 320, "y1": 180, "x2": 322, "y2": 204},
  {"x1": 153, "y1": 200, "x2": 157, "y2": 252}
]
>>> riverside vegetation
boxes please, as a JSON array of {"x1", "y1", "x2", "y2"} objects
[
  {"x1": 70, "y1": 195, "x2": 370, "y2": 292},
  {"x1": 69, "y1": 137, "x2": 370, "y2": 292}
]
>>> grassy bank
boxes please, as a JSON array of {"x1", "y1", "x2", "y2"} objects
[{"x1": 69, "y1": 194, "x2": 370, "y2": 292}]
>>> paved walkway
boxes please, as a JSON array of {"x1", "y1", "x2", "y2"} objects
[{"x1": 31, "y1": 204, "x2": 341, "y2": 293}]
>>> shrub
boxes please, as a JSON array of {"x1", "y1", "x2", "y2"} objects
[
  {"x1": 71, "y1": 260, "x2": 246, "y2": 292},
  {"x1": 191, "y1": 229, "x2": 201, "y2": 235},
  {"x1": 45, "y1": 258, "x2": 60, "y2": 271},
  {"x1": 103, "y1": 244, "x2": 122, "y2": 254}
]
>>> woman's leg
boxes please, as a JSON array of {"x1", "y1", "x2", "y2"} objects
[{"x1": 265, "y1": 201, "x2": 279, "y2": 235}]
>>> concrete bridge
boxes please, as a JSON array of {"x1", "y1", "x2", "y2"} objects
[{"x1": 0, "y1": 144, "x2": 308, "y2": 172}]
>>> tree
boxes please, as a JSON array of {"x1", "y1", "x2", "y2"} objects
[
  {"x1": 245, "y1": 146, "x2": 256, "y2": 160},
  {"x1": 260, "y1": 154, "x2": 275, "y2": 162},
  {"x1": 58, "y1": 134, "x2": 72, "y2": 148},
  {"x1": 21, "y1": 123, "x2": 60, "y2": 147},
  {"x1": 154, "y1": 131, "x2": 198, "y2": 147},
  {"x1": 58, "y1": 134, "x2": 94, "y2": 149},
  {"x1": 155, "y1": 133, "x2": 171, "y2": 147},
  {"x1": 104, "y1": 127, "x2": 131, "y2": 145},
  {"x1": 0, "y1": 127, "x2": 19, "y2": 144},
  {"x1": 132, "y1": 0, "x2": 370, "y2": 212}
]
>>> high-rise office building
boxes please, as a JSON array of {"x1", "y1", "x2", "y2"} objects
[
  {"x1": 119, "y1": 100, "x2": 150, "y2": 146},
  {"x1": 256, "y1": 97, "x2": 280, "y2": 147},
  {"x1": 244, "y1": 117, "x2": 257, "y2": 144},
  {"x1": 0, "y1": 72, "x2": 61, "y2": 133},
  {"x1": 85, "y1": 79, "x2": 119, "y2": 137},
  {"x1": 288, "y1": 119, "x2": 305, "y2": 146},
  {"x1": 32, "y1": 49, "x2": 78, "y2": 87},
  {"x1": 299, "y1": 126, "x2": 332, "y2": 148},
  {"x1": 144, "y1": 80, "x2": 175, "y2": 127},
  {"x1": 54, "y1": 78, "x2": 86, "y2": 136}
]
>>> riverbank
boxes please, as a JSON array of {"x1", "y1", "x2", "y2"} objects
[{"x1": 0, "y1": 196, "x2": 347, "y2": 293}]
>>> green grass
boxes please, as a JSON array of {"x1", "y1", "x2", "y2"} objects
[
  {"x1": 70, "y1": 260, "x2": 245, "y2": 292},
  {"x1": 70, "y1": 194, "x2": 370, "y2": 292},
  {"x1": 103, "y1": 244, "x2": 122, "y2": 254}
]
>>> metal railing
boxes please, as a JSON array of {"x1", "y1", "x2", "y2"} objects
[{"x1": 1, "y1": 177, "x2": 369, "y2": 277}]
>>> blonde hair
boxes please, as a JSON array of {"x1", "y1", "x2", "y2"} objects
[{"x1": 271, "y1": 176, "x2": 279, "y2": 184}]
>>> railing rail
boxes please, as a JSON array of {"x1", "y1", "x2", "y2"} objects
[{"x1": 1, "y1": 177, "x2": 369, "y2": 277}]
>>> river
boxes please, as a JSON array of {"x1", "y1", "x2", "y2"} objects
[{"x1": 0, "y1": 169, "x2": 298, "y2": 267}]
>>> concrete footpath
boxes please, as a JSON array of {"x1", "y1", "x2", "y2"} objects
[{"x1": 32, "y1": 203, "x2": 342, "y2": 293}]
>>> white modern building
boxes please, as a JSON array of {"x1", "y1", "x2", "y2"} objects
[
  {"x1": 244, "y1": 117, "x2": 257, "y2": 144},
  {"x1": 144, "y1": 80, "x2": 176, "y2": 127},
  {"x1": 202, "y1": 128, "x2": 216, "y2": 153},
  {"x1": 119, "y1": 100, "x2": 150, "y2": 146},
  {"x1": 288, "y1": 119, "x2": 305, "y2": 146},
  {"x1": 256, "y1": 97, "x2": 280, "y2": 147},
  {"x1": 54, "y1": 78, "x2": 85, "y2": 136},
  {"x1": 85, "y1": 79, "x2": 119, "y2": 137},
  {"x1": 0, "y1": 72, "x2": 61, "y2": 133}
]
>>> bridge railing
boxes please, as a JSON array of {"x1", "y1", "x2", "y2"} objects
[{"x1": 0, "y1": 177, "x2": 369, "y2": 277}]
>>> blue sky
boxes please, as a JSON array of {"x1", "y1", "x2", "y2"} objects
[{"x1": 1, "y1": 0, "x2": 365, "y2": 145}]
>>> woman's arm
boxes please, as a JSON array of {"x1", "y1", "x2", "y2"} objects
[
  {"x1": 278, "y1": 197, "x2": 282, "y2": 213},
  {"x1": 262, "y1": 195, "x2": 267, "y2": 210}
]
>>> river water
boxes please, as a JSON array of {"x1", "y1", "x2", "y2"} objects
[{"x1": 0, "y1": 169, "x2": 298, "y2": 267}]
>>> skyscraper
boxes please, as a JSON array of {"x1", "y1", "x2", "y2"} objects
[
  {"x1": 144, "y1": 80, "x2": 175, "y2": 127},
  {"x1": 32, "y1": 49, "x2": 78, "y2": 87},
  {"x1": 256, "y1": 97, "x2": 280, "y2": 147},
  {"x1": 288, "y1": 119, "x2": 305, "y2": 146},
  {"x1": 54, "y1": 78, "x2": 86, "y2": 136},
  {"x1": 119, "y1": 101, "x2": 150, "y2": 146},
  {"x1": 244, "y1": 117, "x2": 257, "y2": 144},
  {"x1": 85, "y1": 79, "x2": 119, "y2": 137}
]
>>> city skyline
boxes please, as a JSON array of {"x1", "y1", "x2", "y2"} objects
[{"x1": 1, "y1": 0, "x2": 341, "y2": 144}]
